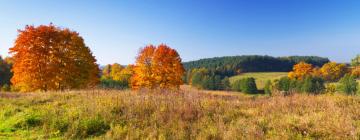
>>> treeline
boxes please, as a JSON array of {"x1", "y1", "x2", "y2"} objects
[{"x1": 183, "y1": 55, "x2": 330, "y2": 77}]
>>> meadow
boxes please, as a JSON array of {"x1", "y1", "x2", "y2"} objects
[
  {"x1": 229, "y1": 72, "x2": 288, "y2": 89},
  {"x1": 1, "y1": 89, "x2": 360, "y2": 139}
]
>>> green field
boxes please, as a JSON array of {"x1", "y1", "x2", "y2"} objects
[{"x1": 229, "y1": 72, "x2": 288, "y2": 89}]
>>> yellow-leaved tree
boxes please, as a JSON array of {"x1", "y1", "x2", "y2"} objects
[
  {"x1": 10, "y1": 24, "x2": 99, "y2": 92},
  {"x1": 131, "y1": 44, "x2": 185, "y2": 90},
  {"x1": 320, "y1": 62, "x2": 347, "y2": 82}
]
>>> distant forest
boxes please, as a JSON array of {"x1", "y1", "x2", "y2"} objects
[{"x1": 183, "y1": 55, "x2": 330, "y2": 77}]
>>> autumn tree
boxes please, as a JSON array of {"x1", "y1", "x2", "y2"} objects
[
  {"x1": 320, "y1": 62, "x2": 347, "y2": 82},
  {"x1": 131, "y1": 44, "x2": 185, "y2": 89},
  {"x1": 288, "y1": 62, "x2": 314, "y2": 80},
  {"x1": 10, "y1": 24, "x2": 99, "y2": 92}
]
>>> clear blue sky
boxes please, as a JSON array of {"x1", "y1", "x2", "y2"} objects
[{"x1": 0, "y1": 0, "x2": 359, "y2": 65}]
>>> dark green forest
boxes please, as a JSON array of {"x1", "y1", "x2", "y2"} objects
[{"x1": 183, "y1": 55, "x2": 330, "y2": 77}]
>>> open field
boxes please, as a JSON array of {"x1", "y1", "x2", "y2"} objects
[
  {"x1": 229, "y1": 72, "x2": 288, "y2": 89},
  {"x1": 1, "y1": 89, "x2": 360, "y2": 139}
]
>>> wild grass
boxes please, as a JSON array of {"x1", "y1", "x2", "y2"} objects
[
  {"x1": 1, "y1": 89, "x2": 360, "y2": 139},
  {"x1": 230, "y1": 72, "x2": 288, "y2": 89}
]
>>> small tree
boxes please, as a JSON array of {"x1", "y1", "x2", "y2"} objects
[
  {"x1": 221, "y1": 77, "x2": 231, "y2": 90},
  {"x1": 301, "y1": 76, "x2": 325, "y2": 94},
  {"x1": 275, "y1": 77, "x2": 292, "y2": 92},
  {"x1": 264, "y1": 80, "x2": 272, "y2": 95},
  {"x1": 338, "y1": 74, "x2": 358, "y2": 95},
  {"x1": 240, "y1": 77, "x2": 258, "y2": 94}
]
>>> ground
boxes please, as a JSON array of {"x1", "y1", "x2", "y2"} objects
[
  {"x1": 1, "y1": 88, "x2": 360, "y2": 139},
  {"x1": 229, "y1": 72, "x2": 288, "y2": 89}
]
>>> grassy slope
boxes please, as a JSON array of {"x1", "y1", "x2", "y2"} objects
[
  {"x1": 229, "y1": 72, "x2": 288, "y2": 89},
  {"x1": 1, "y1": 90, "x2": 360, "y2": 139}
]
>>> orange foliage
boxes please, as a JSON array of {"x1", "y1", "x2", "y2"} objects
[
  {"x1": 288, "y1": 61, "x2": 313, "y2": 80},
  {"x1": 131, "y1": 44, "x2": 185, "y2": 90},
  {"x1": 10, "y1": 24, "x2": 99, "y2": 92}
]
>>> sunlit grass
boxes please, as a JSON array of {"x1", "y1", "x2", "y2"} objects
[{"x1": 1, "y1": 89, "x2": 360, "y2": 139}]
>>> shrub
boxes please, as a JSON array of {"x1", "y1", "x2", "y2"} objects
[
  {"x1": 264, "y1": 80, "x2": 272, "y2": 95},
  {"x1": 338, "y1": 74, "x2": 358, "y2": 95},
  {"x1": 326, "y1": 84, "x2": 337, "y2": 94},
  {"x1": 275, "y1": 77, "x2": 292, "y2": 92},
  {"x1": 79, "y1": 117, "x2": 110, "y2": 137},
  {"x1": 301, "y1": 76, "x2": 325, "y2": 94},
  {"x1": 231, "y1": 77, "x2": 258, "y2": 94},
  {"x1": 274, "y1": 76, "x2": 325, "y2": 95},
  {"x1": 221, "y1": 77, "x2": 231, "y2": 90},
  {"x1": 100, "y1": 79, "x2": 129, "y2": 89}
]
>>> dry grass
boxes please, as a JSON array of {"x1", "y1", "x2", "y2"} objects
[{"x1": 1, "y1": 89, "x2": 360, "y2": 139}]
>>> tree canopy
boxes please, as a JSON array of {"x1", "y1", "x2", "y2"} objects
[
  {"x1": 10, "y1": 24, "x2": 100, "y2": 92},
  {"x1": 183, "y1": 55, "x2": 329, "y2": 77},
  {"x1": 131, "y1": 44, "x2": 185, "y2": 90}
]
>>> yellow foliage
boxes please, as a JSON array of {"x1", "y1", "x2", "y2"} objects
[{"x1": 320, "y1": 62, "x2": 347, "y2": 82}]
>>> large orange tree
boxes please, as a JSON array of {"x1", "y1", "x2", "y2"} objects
[
  {"x1": 131, "y1": 44, "x2": 185, "y2": 89},
  {"x1": 10, "y1": 24, "x2": 99, "y2": 92}
]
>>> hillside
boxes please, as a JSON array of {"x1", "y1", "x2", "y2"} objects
[
  {"x1": 229, "y1": 72, "x2": 288, "y2": 89},
  {"x1": 183, "y1": 55, "x2": 329, "y2": 77},
  {"x1": 1, "y1": 90, "x2": 360, "y2": 139}
]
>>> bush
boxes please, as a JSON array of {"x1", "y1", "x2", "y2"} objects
[
  {"x1": 100, "y1": 79, "x2": 129, "y2": 89},
  {"x1": 326, "y1": 84, "x2": 337, "y2": 95},
  {"x1": 274, "y1": 76, "x2": 325, "y2": 95},
  {"x1": 231, "y1": 77, "x2": 258, "y2": 94},
  {"x1": 79, "y1": 117, "x2": 110, "y2": 137},
  {"x1": 221, "y1": 77, "x2": 231, "y2": 90},
  {"x1": 338, "y1": 74, "x2": 358, "y2": 95},
  {"x1": 301, "y1": 76, "x2": 325, "y2": 94},
  {"x1": 264, "y1": 80, "x2": 272, "y2": 95},
  {"x1": 275, "y1": 77, "x2": 292, "y2": 92}
]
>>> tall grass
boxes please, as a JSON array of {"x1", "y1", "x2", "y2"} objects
[{"x1": 1, "y1": 90, "x2": 360, "y2": 139}]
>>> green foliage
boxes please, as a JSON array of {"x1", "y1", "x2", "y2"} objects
[
  {"x1": 0, "y1": 56, "x2": 12, "y2": 87},
  {"x1": 275, "y1": 77, "x2": 292, "y2": 92},
  {"x1": 301, "y1": 76, "x2": 325, "y2": 94},
  {"x1": 338, "y1": 74, "x2": 358, "y2": 95},
  {"x1": 100, "y1": 64, "x2": 132, "y2": 89},
  {"x1": 100, "y1": 79, "x2": 129, "y2": 89},
  {"x1": 326, "y1": 84, "x2": 337, "y2": 95},
  {"x1": 274, "y1": 76, "x2": 325, "y2": 95},
  {"x1": 221, "y1": 77, "x2": 231, "y2": 90},
  {"x1": 190, "y1": 68, "x2": 228, "y2": 90},
  {"x1": 79, "y1": 117, "x2": 110, "y2": 137},
  {"x1": 264, "y1": 80, "x2": 272, "y2": 95},
  {"x1": 184, "y1": 55, "x2": 329, "y2": 78},
  {"x1": 231, "y1": 77, "x2": 258, "y2": 94}
]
